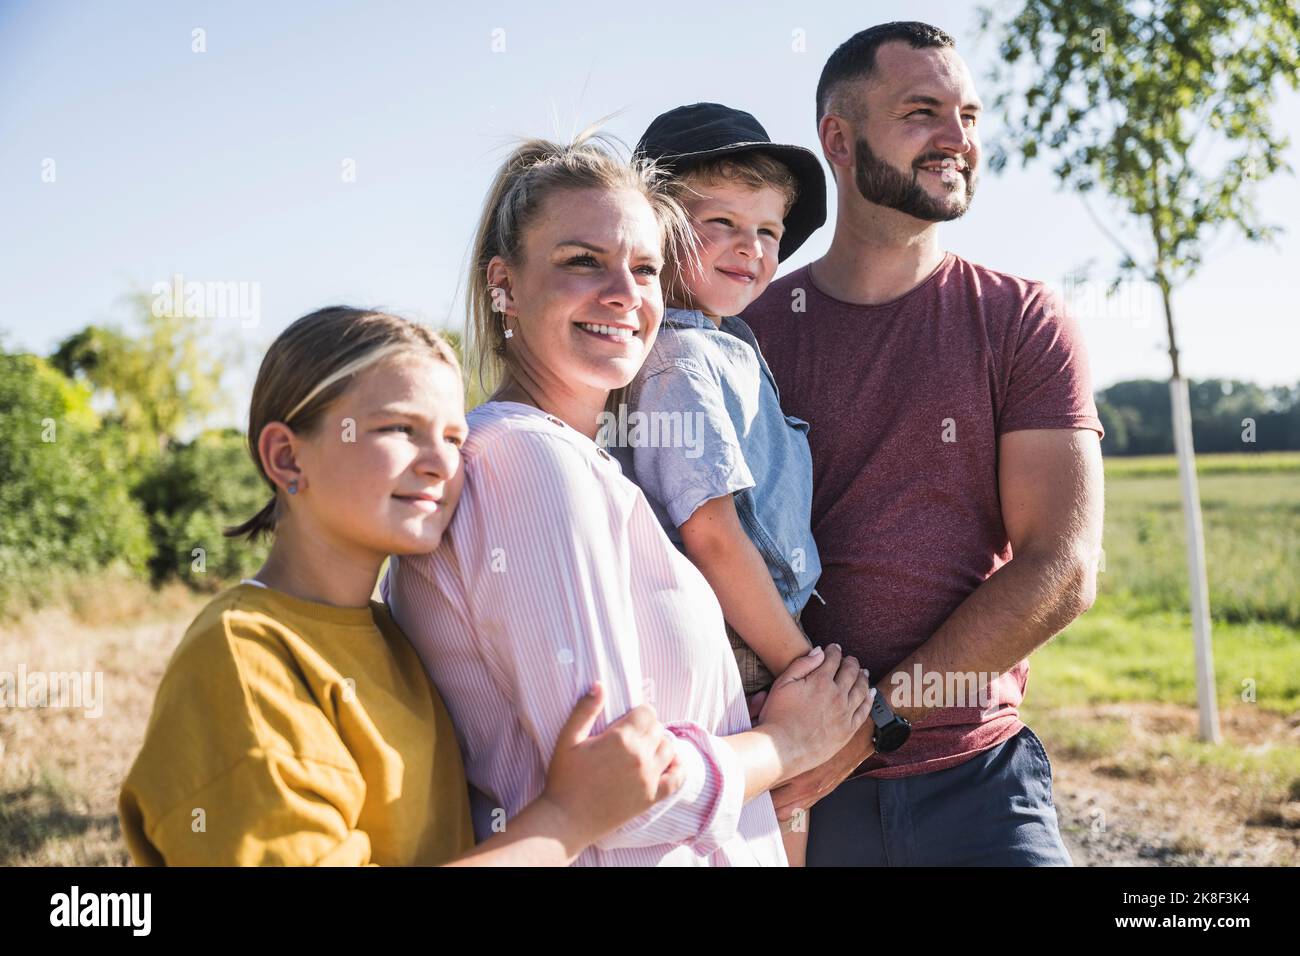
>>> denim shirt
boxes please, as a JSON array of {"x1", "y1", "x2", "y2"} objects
[{"x1": 605, "y1": 307, "x2": 823, "y2": 616}]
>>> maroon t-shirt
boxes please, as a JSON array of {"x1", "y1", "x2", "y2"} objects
[{"x1": 741, "y1": 253, "x2": 1103, "y2": 779}]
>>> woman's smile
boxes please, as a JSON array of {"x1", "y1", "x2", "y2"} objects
[{"x1": 576, "y1": 320, "x2": 641, "y2": 346}]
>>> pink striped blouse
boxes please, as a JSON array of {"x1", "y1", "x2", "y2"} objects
[{"x1": 383, "y1": 400, "x2": 786, "y2": 866}]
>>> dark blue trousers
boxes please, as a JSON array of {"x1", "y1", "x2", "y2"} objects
[{"x1": 806, "y1": 726, "x2": 1073, "y2": 866}]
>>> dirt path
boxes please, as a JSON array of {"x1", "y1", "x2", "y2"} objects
[{"x1": 1046, "y1": 703, "x2": 1300, "y2": 866}]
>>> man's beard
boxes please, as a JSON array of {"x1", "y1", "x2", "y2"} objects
[{"x1": 853, "y1": 133, "x2": 977, "y2": 222}]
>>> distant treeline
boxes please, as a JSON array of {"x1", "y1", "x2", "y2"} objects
[{"x1": 1096, "y1": 379, "x2": 1300, "y2": 456}]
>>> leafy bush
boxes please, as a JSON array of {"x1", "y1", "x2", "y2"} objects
[
  {"x1": 0, "y1": 353, "x2": 152, "y2": 611},
  {"x1": 132, "y1": 428, "x2": 269, "y2": 587}
]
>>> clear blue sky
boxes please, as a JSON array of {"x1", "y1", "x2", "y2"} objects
[{"x1": 2, "y1": 0, "x2": 1297, "y2": 426}]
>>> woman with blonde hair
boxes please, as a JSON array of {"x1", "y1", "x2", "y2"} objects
[
  {"x1": 119, "y1": 305, "x2": 686, "y2": 865},
  {"x1": 384, "y1": 132, "x2": 875, "y2": 866}
]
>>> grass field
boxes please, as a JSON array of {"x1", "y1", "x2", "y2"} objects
[
  {"x1": 1023, "y1": 451, "x2": 1300, "y2": 864},
  {"x1": 1, "y1": 452, "x2": 1297, "y2": 865},
  {"x1": 1029, "y1": 451, "x2": 1300, "y2": 712}
]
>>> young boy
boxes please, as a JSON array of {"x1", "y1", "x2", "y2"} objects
[{"x1": 611, "y1": 103, "x2": 833, "y2": 866}]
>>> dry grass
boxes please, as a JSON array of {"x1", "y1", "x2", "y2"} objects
[{"x1": 0, "y1": 578, "x2": 205, "y2": 866}]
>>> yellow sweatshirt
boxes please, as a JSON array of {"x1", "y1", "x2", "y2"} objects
[{"x1": 119, "y1": 582, "x2": 474, "y2": 865}]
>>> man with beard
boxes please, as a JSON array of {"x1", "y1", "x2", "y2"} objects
[{"x1": 741, "y1": 21, "x2": 1105, "y2": 866}]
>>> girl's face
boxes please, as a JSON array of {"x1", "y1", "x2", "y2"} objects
[
  {"x1": 292, "y1": 354, "x2": 468, "y2": 558},
  {"x1": 488, "y1": 186, "x2": 667, "y2": 395}
]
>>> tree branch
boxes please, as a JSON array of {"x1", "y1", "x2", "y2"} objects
[{"x1": 1079, "y1": 190, "x2": 1147, "y2": 275}]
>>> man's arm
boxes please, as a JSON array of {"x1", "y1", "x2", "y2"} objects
[
  {"x1": 769, "y1": 428, "x2": 1104, "y2": 818},
  {"x1": 882, "y1": 427, "x2": 1105, "y2": 722}
]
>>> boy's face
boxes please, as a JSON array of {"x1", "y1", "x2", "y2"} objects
[{"x1": 676, "y1": 177, "x2": 786, "y2": 318}]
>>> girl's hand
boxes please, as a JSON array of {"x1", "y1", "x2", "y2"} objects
[
  {"x1": 757, "y1": 644, "x2": 874, "y2": 779},
  {"x1": 541, "y1": 683, "x2": 685, "y2": 846}
]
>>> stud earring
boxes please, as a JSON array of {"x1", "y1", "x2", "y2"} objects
[{"x1": 287, "y1": 479, "x2": 299, "y2": 495}]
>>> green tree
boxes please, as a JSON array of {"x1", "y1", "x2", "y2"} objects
[
  {"x1": 1095, "y1": 399, "x2": 1130, "y2": 452},
  {"x1": 51, "y1": 291, "x2": 240, "y2": 457},
  {"x1": 981, "y1": 0, "x2": 1300, "y2": 741}
]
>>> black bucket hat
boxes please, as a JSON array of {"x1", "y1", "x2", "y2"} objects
[{"x1": 635, "y1": 102, "x2": 827, "y2": 261}]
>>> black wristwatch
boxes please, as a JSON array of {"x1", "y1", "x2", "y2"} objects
[{"x1": 869, "y1": 689, "x2": 912, "y2": 753}]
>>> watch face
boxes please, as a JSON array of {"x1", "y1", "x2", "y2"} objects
[{"x1": 874, "y1": 719, "x2": 911, "y2": 753}]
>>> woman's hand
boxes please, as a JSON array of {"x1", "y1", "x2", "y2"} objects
[
  {"x1": 756, "y1": 644, "x2": 874, "y2": 780},
  {"x1": 539, "y1": 682, "x2": 685, "y2": 848}
]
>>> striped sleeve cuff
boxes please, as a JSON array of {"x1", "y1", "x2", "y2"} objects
[{"x1": 593, "y1": 721, "x2": 745, "y2": 855}]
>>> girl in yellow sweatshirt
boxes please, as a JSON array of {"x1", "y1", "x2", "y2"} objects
[{"x1": 118, "y1": 306, "x2": 684, "y2": 866}]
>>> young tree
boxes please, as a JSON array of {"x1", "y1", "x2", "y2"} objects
[
  {"x1": 51, "y1": 291, "x2": 239, "y2": 456},
  {"x1": 981, "y1": 0, "x2": 1300, "y2": 741}
]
